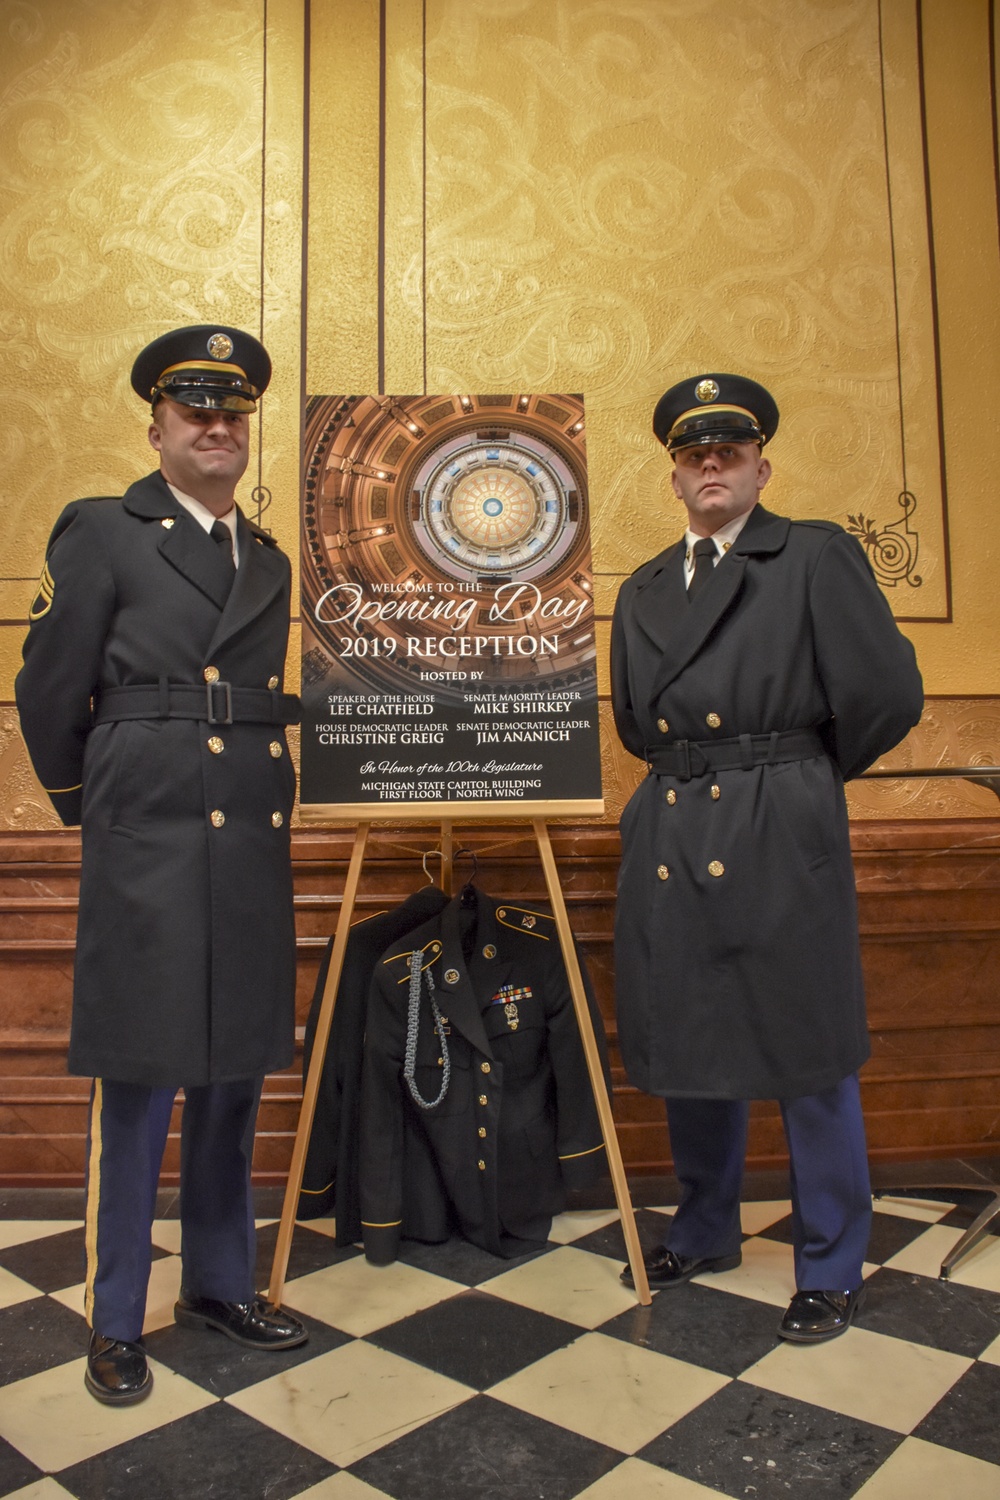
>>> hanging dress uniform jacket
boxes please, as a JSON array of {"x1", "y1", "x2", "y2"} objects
[
  {"x1": 297, "y1": 884, "x2": 450, "y2": 1240},
  {"x1": 360, "y1": 887, "x2": 610, "y2": 1263},
  {"x1": 15, "y1": 473, "x2": 300, "y2": 1087}
]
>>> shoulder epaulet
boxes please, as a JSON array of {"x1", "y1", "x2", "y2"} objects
[
  {"x1": 495, "y1": 904, "x2": 552, "y2": 940},
  {"x1": 247, "y1": 519, "x2": 280, "y2": 548}
]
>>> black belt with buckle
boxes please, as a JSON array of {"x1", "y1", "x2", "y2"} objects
[
  {"x1": 643, "y1": 727, "x2": 825, "y2": 781},
  {"x1": 94, "y1": 681, "x2": 301, "y2": 727}
]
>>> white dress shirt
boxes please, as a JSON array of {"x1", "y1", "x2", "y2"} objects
[
  {"x1": 167, "y1": 484, "x2": 239, "y2": 567},
  {"x1": 683, "y1": 508, "x2": 753, "y2": 588}
]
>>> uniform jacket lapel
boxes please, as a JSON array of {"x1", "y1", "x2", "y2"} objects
[
  {"x1": 206, "y1": 510, "x2": 286, "y2": 657},
  {"x1": 122, "y1": 472, "x2": 232, "y2": 611},
  {"x1": 642, "y1": 504, "x2": 789, "y2": 707}
]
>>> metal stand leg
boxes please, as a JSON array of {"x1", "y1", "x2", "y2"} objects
[{"x1": 874, "y1": 1183, "x2": 1000, "y2": 1279}]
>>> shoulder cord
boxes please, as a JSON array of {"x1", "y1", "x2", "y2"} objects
[{"x1": 403, "y1": 948, "x2": 452, "y2": 1110}]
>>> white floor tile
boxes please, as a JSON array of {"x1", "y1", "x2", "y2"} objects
[
  {"x1": 741, "y1": 1325, "x2": 971, "y2": 1434},
  {"x1": 0, "y1": 1223, "x2": 82, "y2": 1251},
  {"x1": 281, "y1": 1256, "x2": 462, "y2": 1337},
  {"x1": 228, "y1": 1340, "x2": 471, "y2": 1467},
  {"x1": 575, "y1": 1457, "x2": 726, "y2": 1499},
  {"x1": 547, "y1": 1209, "x2": 622, "y2": 1244},
  {"x1": 489, "y1": 1331, "x2": 728, "y2": 1454},
  {"x1": 0, "y1": 1356, "x2": 214, "y2": 1470},
  {"x1": 854, "y1": 1435, "x2": 1000, "y2": 1498},
  {"x1": 0, "y1": 1265, "x2": 39, "y2": 1313},
  {"x1": 484, "y1": 1244, "x2": 639, "y2": 1327}
]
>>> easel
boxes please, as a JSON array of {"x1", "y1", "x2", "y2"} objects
[{"x1": 267, "y1": 816, "x2": 652, "y2": 1306}]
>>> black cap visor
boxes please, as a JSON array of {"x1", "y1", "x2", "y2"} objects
[
  {"x1": 667, "y1": 406, "x2": 764, "y2": 452},
  {"x1": 151, "y1": 365, "x2": 259, "y2": 414}
]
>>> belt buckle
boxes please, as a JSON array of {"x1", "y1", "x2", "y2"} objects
[
  {"x1": 675, "y1": 740, "x2": 708, "y2": 781},
  {"x1": 206, "y1": 681, "x2": 233, "y2": 725}
]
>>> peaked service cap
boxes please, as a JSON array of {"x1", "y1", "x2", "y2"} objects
[
  {"x1": 653, "y1": 373, "x2": 779, "y2": 451},
  {"x1": 131, "y1": 325, "x2": 271, "y2": 414}
]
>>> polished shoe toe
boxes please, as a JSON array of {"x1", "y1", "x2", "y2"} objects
[
  {"x1": 778, "y1": 1286, "x2": 865, "y2": 1344},
  {"x1": 174, "y1": 1294, "x2": 308, "y2": 1349},
  {"x1": 621, "y1": 1244, "x2": 742, "y2": 1289},
  {"x1": 85, "y1": 1332, "x2": 152, "y2": 1405}
]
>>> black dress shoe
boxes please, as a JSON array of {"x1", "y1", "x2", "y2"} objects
[
  {"x1": 174, "y1": 1294, "x2": 308, "y2": 1349},
  {"x1": 85, "y1": 1332, "x2": 152, "y2": 1405},
  {"x1": 778, "y1": 1286, "x2": 865, "y2": 1343},
  {"x1": 621, "y1": 1244, "x2": 742, "y2": 1289}
]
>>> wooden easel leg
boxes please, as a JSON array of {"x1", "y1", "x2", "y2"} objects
[
  {"x1": 440, "y1": 819, "x2": 454, "y2": 896},
  {"x1": 267, "y1": 821, "x2": 371, "y2": 1306},
  {"x1": 532, "y1": 819, "x2": 651, "y2": 1305}
]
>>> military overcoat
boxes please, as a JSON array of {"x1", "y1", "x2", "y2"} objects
[
  {"x1": 16, "y1": 472, "x2": 299, "y2": 1087},
  {"x1": 610, "y1": 503, "x2": 923, "y2": 1100},
  {"x1": 359, "y1": 887, "x2": 609, "y2": 1263}
]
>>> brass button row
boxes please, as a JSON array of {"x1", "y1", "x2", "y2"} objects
[
  {"x1": 210, "y1": 810, "x2": 284, "y2": 828},
  {"x1": 203, "y1": 665, "x2": 280, "y2": 691},
  {"x1": 655, "y1": 712, "x2": 722, "y2": 733},
  {"x1": 665, "y1": 785, "x2": 721, "y2": 804},
  {"x1": 657, "y1": 860, "x2": 726, "y2": 878},
  {"x1": 206, "y1": 736, "x2": 283, "y2": 760}
]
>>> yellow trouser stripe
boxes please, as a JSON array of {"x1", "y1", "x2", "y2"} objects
[{"x1": 83, "y1": 1079, "x2": 103, "y2": 1328}]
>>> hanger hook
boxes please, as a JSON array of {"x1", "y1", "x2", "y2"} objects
[
  {"x1": 421, "y1": 849, "x2": 443, "y2": 886},
  {"x1": 454, "y1": 846, "x2": 479, "y2": 882}
]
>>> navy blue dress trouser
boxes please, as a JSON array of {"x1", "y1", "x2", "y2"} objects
[
  {"x1": 663, "y1": 1073, "x2": 872, "y2": 1290},
  {"x1": 84, "y1": 1076, "x2": 263, "y2": 1343}
]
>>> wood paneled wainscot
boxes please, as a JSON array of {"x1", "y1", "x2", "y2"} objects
[{"x1": 1, "y1": 822, "x2": 998, "y2": 1186}]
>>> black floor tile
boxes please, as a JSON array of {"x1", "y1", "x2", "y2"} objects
[
  {"x1": 394, "y1": 1235, "x2": 550, "y2": 1286},
  {"x1": 865, "y1": 1208, "x2": 949, "y2": 1265},
  {"x1": 937, "y1": 1195, "x2": 1000, "y2": 1237},
  {"x1": 568, "y1": 1207, "x2": 674, "y2": 1262},
  {"x1": 57, "y1": 1401, "x2": 336, "y2": 1500},
  {"x1": 0, "y1": 1434, "x2": 42, "y2": 1498},
  {"x1": 599, "y1": 1281, "x2": 781, "y2": 1376},
  {"x1": 913, "y1": 1361, "x2": 1000, "y2": 1466},
  {"x1": 639, "y1": 1381, "x2": 901, "y2": 1498},
  {"x1": 253, "y1": 1221, "x2": 361, "y2": 1287},
  {"x1": 143, "y1": 1307, "x2": 352, "y2": 1397},
  {"x1": 0, "y1": 1227, "x2": 170, "y2": 1296},
  {"x1": 368, "y1": 1290, "x2": 581, "y2": 1389},
  {"x1": 0, "y1": 1296, "x2": 89, "y2": 1386},
  {"x1": 350, "y1": 1393, "x2": 622, "y2": 1500},
  {"x1": 858, "y1": 1267, "x2": 1000, "y2": 1358}
]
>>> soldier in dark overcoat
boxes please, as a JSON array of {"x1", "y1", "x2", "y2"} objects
[
  {"x1": 611, "y1": 373, "x2": 923, "y2": 1343},
  {"x1": 359, "y1": 887, "x2": 609, "y2": 1265},
  {"x1": 16, "y1": 326, "x2": 307, "y2": 1404}
]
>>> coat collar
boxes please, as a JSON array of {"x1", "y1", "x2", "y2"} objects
[
  {"x1": 122, "y1": 471, "x2": 286, "y2": 641},
  {"x1": 633, "y1": 504, "x2": 791, "y2": 706}
]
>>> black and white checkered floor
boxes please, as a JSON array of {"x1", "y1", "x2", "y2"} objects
[{"x1": 1, "y1": 1178, "x2": 998, "y2": 1500}]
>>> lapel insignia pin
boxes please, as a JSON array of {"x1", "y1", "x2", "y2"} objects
[
  {"x1": 444, "y1": 968, "x2": 459, "y2": 984},
  {"x1": 521, "y1": 914, "x2": 535, "y2": 929},
  {"x1": 483, "y1": 944, "x2": 496, "y2": 959},
  {"x1": 161, "y1": 517, "x2": 175, "y2": 528}
]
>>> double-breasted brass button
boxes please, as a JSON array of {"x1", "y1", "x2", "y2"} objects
[
  {"x1": 666, "y1": 789, "x2": 677, "y2": 805},
  {"x1": 478, "y1": 1159, "x2": 486, "y2": 1171},
  {"x1": 657, "y1": 717, "x2": 669, "y2": 734},
  {"x1": 480, "y1": 1061, "x2": 491, "y2": 1074},
  {"x1": 708, "y1": 860, "x2": 725, "y2": 877},
  {"x1": 445, "y1": 968, "x2": 459, "y2": 984},
  {"x1": 208, "y1": 736, "x2": 224, "y2": 755},
  {"x1": 267, "y1": 675, "x2": 279, "y2": 690},
  {"x1": 210, "y1": 810, "x2": 225, "y2": 828},
  {"x1": 204, "y1": 665, "x2": 220, "y2": 684},
  {"x1": 269, "y1": 741, "x2": 283, "y2": 758},
  {"x1": 271, "y1": 811, "x2": 283, "y2": 828},
  {"x1": 478, "y1": 1126, "x2": 487, "y2": 1139},
  {"x1": 711, "y1": 784, "x2": 721, "y2": 800},
  {"x1": 478, "y1": 1094, "x2": 488, "y2": 1106},
  {"x1": 706, "y1": 712, "x2": 721, "y2": 729},
  {"x1": 657, "y1": 864, "x2": 669, "y2": 881}
]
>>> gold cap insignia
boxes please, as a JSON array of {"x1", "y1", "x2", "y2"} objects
[
  {"x1": 695, "y1": 379, "x2": 720, "y2": 403},
  {"x1": 207, "y1": 333, "x2": 234, "y2": 360}
]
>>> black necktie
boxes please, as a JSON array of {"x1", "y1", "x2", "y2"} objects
[
  {"x1": 209, "y1": 519, "x2": 236, "y2": 600},
  {"x1": 687, "y1": 538, "x2": 716, "y2": 603}
]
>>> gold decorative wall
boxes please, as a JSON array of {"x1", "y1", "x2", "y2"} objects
[{"x1": 2, "y1": 0, "x2": 1000, "y2": 827}]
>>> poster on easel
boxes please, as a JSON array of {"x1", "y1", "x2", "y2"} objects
[{"x1": 299, "y1": 393, "x2": 603, "y2": 818}]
